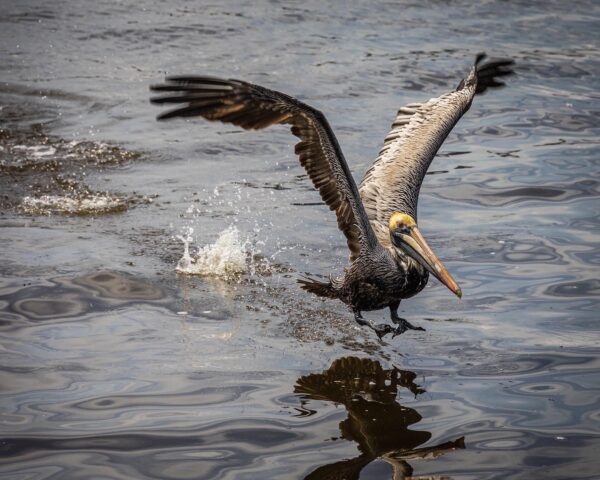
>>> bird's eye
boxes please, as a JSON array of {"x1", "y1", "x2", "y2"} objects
[{"x1": 395, "y1": 223, "x2": 412, "y2": 234}]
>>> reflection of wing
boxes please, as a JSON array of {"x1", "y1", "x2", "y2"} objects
[
  {"x1": 359, "y1": 55, "x2": 514, "y2": 246},
  {"x1": 304, "y1": 454, "x2": 371, "y2": 480},
  {"x1": 150, "y1": 76, "x2": 378, "y2": 262},
  {"x1": 384, "y1": 436, "x2": 466, "y2": 462}
]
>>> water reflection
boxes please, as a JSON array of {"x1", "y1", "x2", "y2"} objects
[{"x1": 295, "y1": 357, "x2": 464, "y2": 479}]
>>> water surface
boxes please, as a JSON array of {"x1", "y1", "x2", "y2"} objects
[{"x1": 1, "y1": 1, "x2": 599, "y2": 479}]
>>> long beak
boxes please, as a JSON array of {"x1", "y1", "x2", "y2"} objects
[{"x1": 392, "y1": 227, "x2": 462, "y2": 298}]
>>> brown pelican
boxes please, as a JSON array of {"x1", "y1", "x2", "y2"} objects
[{"x1": 150, "y1": 53, "x2": 514, "y2": 338}]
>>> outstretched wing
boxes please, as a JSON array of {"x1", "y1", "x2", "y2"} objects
[
  {"x1": 359, "y1": 54, "x2": 514, "y2": 247},
  {"x1": 150, "y1": 76, "x2": 377, "y2": 263}
]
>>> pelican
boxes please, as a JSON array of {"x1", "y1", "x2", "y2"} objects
[{"x1": 150, "y1": 53, "x2": 514, "y2": 339}]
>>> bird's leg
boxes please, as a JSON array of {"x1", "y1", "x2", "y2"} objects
[
  {"x1": 389, "y1": 302, "x2": 425, "y2": 337},
  {"x1": 353, "y1": 309, "x2": 394, "y2": 340}
]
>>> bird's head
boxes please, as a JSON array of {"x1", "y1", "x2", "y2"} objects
[{"x1": 389, "y1": 212, "x2": 462, "y2": 298}]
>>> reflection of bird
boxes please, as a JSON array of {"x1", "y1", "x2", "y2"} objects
[
  {"x1": 151, "y1": 54, "x2": 514, "y2": 338},
  {"x1": 294, "y1": 357, "x2": 464, "y2": 480}
]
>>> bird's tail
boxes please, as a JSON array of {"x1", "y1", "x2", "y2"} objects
[{"x1": 298, "y1": 276, "x2": 338, "y2": 299}]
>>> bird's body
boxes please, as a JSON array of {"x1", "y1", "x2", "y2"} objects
[
  {"x1": 151, "y1": 54, "x2": 514, "y2": 338},
  {"x1": 299, "y1": 221, "x2": 431, "y2": 336},
  {"x1": 305, "y1": 245, "x2": 428, "y2": 308}
]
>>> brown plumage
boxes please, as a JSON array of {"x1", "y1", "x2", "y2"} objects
[{"x1": 151, "y1": 53, "x2": 514, "y2": 339}]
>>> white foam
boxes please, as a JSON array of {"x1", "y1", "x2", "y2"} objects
[
  {"x1": 21, "y1": 194, "x2": 125, "y2": 215},
  {"x1": 13, "y1": 145, "x2": 56, "y2": 158},
  {"x1": 176, "y1": 226, "x2": 248, "y2": 279}
]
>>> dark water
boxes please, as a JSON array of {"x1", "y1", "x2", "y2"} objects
[{"x1": 1, "y1": 1, "x2": 599, "y2": 479}]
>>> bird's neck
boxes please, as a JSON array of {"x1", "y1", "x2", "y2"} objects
[
  {"x1": 392, "y1": 249, "x2": 424, "y2": 275},
  {"x1": 407, "y1": 256, "x2": 426, "y2": 277}
]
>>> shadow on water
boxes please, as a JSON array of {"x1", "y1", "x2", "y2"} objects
[{"x1": 295, "y1": 357, "x2": 464, "y2": 479}]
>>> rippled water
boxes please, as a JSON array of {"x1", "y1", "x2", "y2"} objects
[{"x1": 1, "y1": 1, "x2": 599, "y2": 479}]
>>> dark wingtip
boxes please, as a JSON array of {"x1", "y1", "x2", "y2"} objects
[
  {"x1": 155, "y1": 112, "x2": 172, "y2": 121},
  {"x1": 149, "y1": 94, "x2": 167, "y2": 105},
  {"x1": 474, "y1": 54, "x2": 515, "y2": 94},
  {"x1": 153, "y1": 105, "x2": 188, "y2": 121},
  {"x1": 149, "y1": 75, "x2": 240, "y2": 121},
  {"x1": 475, "y1": 52, "x2": 487, "y2": 66}
]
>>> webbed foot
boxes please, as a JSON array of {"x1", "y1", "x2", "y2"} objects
[
  {"x1": 353, "y1": 310, "x2": 395, "y2": 340},
  {"x1": 374, "y1": 323, "x2": 395, "y2": 340},
  {"x1": 392, "y1": 318, "x2": 426, "y2": 337}
]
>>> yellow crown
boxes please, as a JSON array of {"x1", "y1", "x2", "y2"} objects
[{"x1": 388, "y1": 212, "x2": 416, "y2": 230}]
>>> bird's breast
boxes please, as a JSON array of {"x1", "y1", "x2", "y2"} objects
[{"x1": 401, "y1": 264, "x2": 429, "y2": 299}]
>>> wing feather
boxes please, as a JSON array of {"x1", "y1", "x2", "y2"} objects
[
  {"x1": 151, "y1": 76, "x2": 378, "y2": 262},
  {"x1": 359, "y1": 55, "x2": 514, "y2": 247}
]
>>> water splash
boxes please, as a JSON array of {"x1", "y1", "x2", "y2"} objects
[
  {"x1": 173, "y1": 188, "x2": 291, "y2": 280},
  {"x1": 176, "y1": 226, "x2": 249, "y2": 279}
]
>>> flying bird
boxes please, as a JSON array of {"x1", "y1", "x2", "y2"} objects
[{"x1": 150, "y1": 53, "x2": 514, "y2": 339}]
